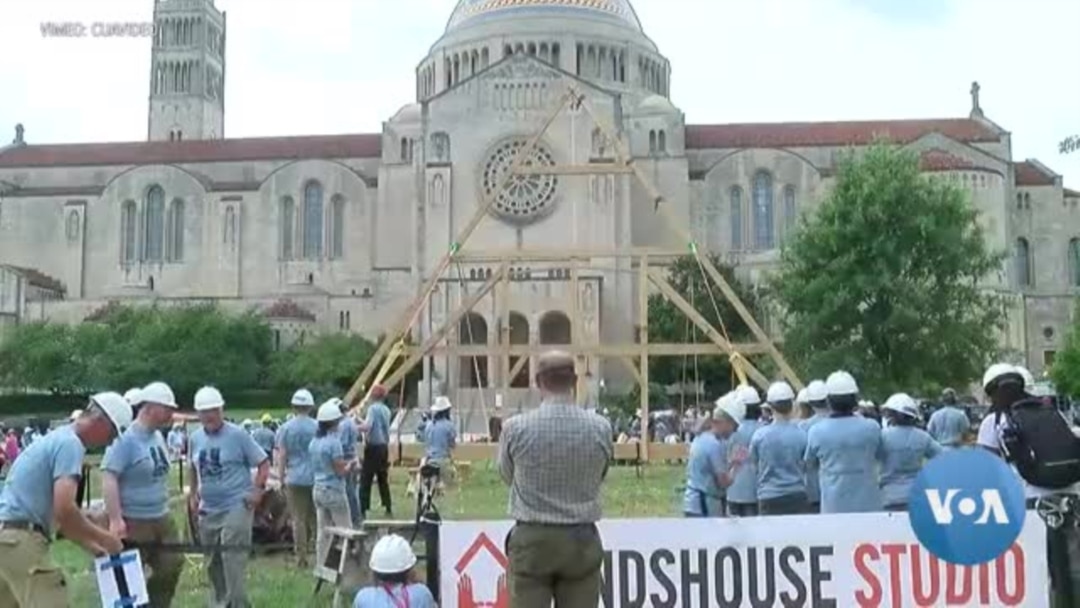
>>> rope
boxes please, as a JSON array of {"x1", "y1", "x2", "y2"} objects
[
  {"x1": 687, "y1": 243, "x2": 748, "y2": 387},
  {"x1": 452, "y1": 262, "x2": 491, "y2": 434}
]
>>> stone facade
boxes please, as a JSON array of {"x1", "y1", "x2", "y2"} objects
[{"x1": 0, "y1": 0, "x2": 1076, "y2": 417}]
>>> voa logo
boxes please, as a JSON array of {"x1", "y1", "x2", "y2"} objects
[{"x1": 908, "y1": 449, "x2": 1026, "y2": 565}]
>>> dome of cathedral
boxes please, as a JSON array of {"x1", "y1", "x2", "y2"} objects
[
  {"x1": 636, "y1": 94, "x2": 676, "y2": 114},
  {"x1": 445, "y1": 0, "x2": 643, "y2": 33}
]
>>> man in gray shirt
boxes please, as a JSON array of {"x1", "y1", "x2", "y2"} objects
[{"x1": 498, "y1": 351, "x2": 613, "y2": 608}]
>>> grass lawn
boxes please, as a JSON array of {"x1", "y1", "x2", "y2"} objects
[{"x1": 52, "y1": 461, "x2": 685, "y2": 607}]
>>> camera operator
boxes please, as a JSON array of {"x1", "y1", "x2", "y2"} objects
[{"x1": 416, "y1": 397, "x2": 457, "y2": 490}]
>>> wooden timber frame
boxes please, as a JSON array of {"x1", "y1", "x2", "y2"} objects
[{"x1": 344, "y1": 83, "x2": 803, "y2": 461}]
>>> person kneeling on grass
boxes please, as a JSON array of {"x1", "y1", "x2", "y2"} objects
[{"x1": 354, "y1": 534, "x2": 436, "y2": 608}]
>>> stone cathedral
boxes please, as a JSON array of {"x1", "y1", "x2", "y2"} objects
[{"x1": 0, "y1": 0, "x2": 1076, "y2": 416}]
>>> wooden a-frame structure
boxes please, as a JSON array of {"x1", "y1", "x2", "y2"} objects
[{"x1": 344, "y1": 83, "x2": 802, "y2": 459}]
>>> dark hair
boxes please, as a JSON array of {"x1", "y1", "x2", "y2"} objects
[
  {"x1": 372, "y1": 570, "x2": 410, "y2": 584},
  {"x1": 744, "y1": 403, "x2": 762, "y2": 421},
  {"x1": 828, "y1": 394, "x2": 858, "y2": 414},
  {"x1": 316, "y1": 419, "x2": 338, "y2": 437},
  {"x1": 884, "y1": 409, "x2": 917, "y2": 427},
  {"x1": 433, "y1": 409, "x2": 451, "y2": 422},
  {"x1": 770, "y1": 400, "x2": 794, "y2": 415}
]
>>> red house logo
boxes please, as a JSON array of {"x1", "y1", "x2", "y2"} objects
[{"x1": 455, "y1": 532, "x2": 509, "y2": 608}]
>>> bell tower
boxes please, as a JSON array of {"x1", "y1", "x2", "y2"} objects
[{"x1": 147, "y1": 0, "x2": 226, "y2": 142}]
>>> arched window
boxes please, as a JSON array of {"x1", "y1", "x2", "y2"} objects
[
  {"x1": 508, "y1": 312, "x2": 530, "y2": 388},
  {"x1": 730, "y1": 186, "x2": 743, "y2": 251},
  {"x1": 330, "y1": 195, "x2": 345, "y2": 260},
  {"x1": 539, "y1": 311, "x2": 572, "y2": 345},
  {"x1": 1015, "y1": 238, "x2": 1032, "y2": 287},
  {"x1": 648, "y1": 130, "x2": 657, "y2": 154},
  {"x1": 1069, "y1": 238, "x2": 1080, "y2": 287},
  {"x1": 783, "y1": 186, "x2": 797, "y2": 237},
  {"x1": 224, "y1": 207, "x2": 236, "y2": 246},
  {"x1": 144, "y1": 185, "x2": 165, "y2": 262},
  {"x1": 658, "y1": 130, "x2": 667, "y2": 153},
  {"x1": 459, "y1": 313, "x2": 489, "y2": 388},
  {"x1": 121, "y1": 200, "x2": 137, "y2": 263},
  {"x1": 302, "y1": 181, "x2": 323, "y2": 259},
  {"x1": 165, "y1": 198, "x2": 184, "y2": 262},
  {"x1": 280, "y1": 197, "x2": 295, "y2": 260},
  {"x1": 752, "y1": 171, "x2": 774, "y2": 250}
]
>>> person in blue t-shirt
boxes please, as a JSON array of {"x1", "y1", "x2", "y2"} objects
[
  {"x1": 879, "y1": 393, "x2": 943, "y2": 511},
  {"x1": 797, "y1": 380, "x2": 829, "y2": 512},
  {"x1": 682, "y1": 393, "x2": 746, "y2": 517},
  {"x1": 335, "y1": 400, "x2": 362, "y2": 527},
  {"x1": 751, "y1": 382, "x2": 809, "y2": 515},
  {"x1": 101, "y1": 381, "x2": 184, "y2": 606},
  {"x1": 726, "y1": 385, "x2": 764, "y2": 517},
  {"x1": 358, "y1": 385, "x2": 394, "y2": 518},
  {"x1": 275, "y1": 388, "x2": 319, "y2": 568},
  {"x1": 804, "y1": 371, "x2": 885, "y2": 514},
  {"x1": 927, "y1": 388, "x2": 971, "y2": 449},
  {"x1": 310, "y1": 399, "x2": 357, "y2": 562},
  {"x1": 0, "y1": 392, "x2": 131, "y2": 607},
  {"x1": 416, "y1": 396, "x2": 457, "y2": 490},
  {"x1": 187, "y1": 386, "x2": 269, "y2": 608},
  {"x1": 354, "y1": 534, "x2": 437, "y2": 608},
  {"x1": 251, "y1": 417, "x2": 276, "y2": 465}
]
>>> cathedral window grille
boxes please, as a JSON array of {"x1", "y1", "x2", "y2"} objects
[
  {"x1": 752, "y1": 171, "x2": 774, "y2": 250},
  {"x1": 1015, "y1": 237, "x2": 1032, "y2": 287},
  {"x1": 302, "y1": 181, "x2": 324, "y2": 259},
  {"x1": 121, "y1": 200, "x2": 137, "y2": 263},
  {"x1": 330, "y1": 195, "x2": 345, "y2": 260},
  {"x1": 481, "y1": 138, "x2": 559, "y2": 225},
  {"x1": 1070, "y1": 238, "x2": 1080, "y2": 287},
  {"x1": 783, "y1": 186, "x2": 797, "y2": 238},
  {"x1": 144, "y1": 185, "x2": 166, "y2": 262},
  {"x1": 280, "y1": 196, "x2": 295, "y2": 260},
  {"x1": 730, "y1": 187, "x2": 743, "y2": 251},
  {"x1": 165, "y1": 198, "x2": 184, "y2": 262}
]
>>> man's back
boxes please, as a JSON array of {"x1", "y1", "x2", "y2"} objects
[
  {"x1": 499, "y1": 402, "x2": 612, "y2": 524},
  {"x1": 928, "y1": 406, "x2": 969, "y2": 447}
]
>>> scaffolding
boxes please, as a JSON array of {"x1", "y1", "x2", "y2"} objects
[{"x1": 344, "y1": 83, "x2": 802, "y2": 460}]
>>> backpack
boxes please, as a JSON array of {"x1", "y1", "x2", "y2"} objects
[{"x1": 998, "y1": 398, "x2": 1080, "y2": 489}]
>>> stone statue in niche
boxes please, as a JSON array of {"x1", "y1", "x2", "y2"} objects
[
  {"x1": 431, "y1": 132, "x2": 451, "y2": 163},
  {"x1": 591, "y1": 128, "x2": 607, "y2": 158},
  {"x1": 430, "y1": 173, "x2": 446, "y2": 207}
]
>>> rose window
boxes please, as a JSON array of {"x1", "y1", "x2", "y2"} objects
[{"x1": 481, "y1": 138, "x2": 559, "y2": 224}]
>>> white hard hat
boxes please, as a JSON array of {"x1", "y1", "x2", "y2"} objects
[
  {"x1": 713, "y1": 392, "x2": 746, "y2": 425},
  {"x1": 1015, "y1": 366, "x2": 1036, "y2": 389},
  {"x1": 90, "y1": 392, "x2": 134, "y2": 433},
  {"x1": 825, "y1": 371, "x2": 859, "y2": 396},
  {"x1": 193, "y1": 386, "x2": 225, "y2": 411},
  {"x1": 766, "y1": 381, "x2": 795, "y2": 404},
  {"x1": 431, "y1": 396, "x2": 452, "y2": 413},
  {"x1": 982, "y1": 363, "x2": 1021, "y2": 390},
  {"x1": 735, "y1": 384, "x2": 761, "y2": 406},
  {"x1": 141, "y1": 382, "x2": 177, "y2": 408},
  {"x1": 795, "y1": 388, "x2": 808, "y2": 405},
  {"x1": 369, "y1": 534, "x2": 417, "y2": 574},
  {"x1": 291, "y1": 389, "x2": 315, "y2": 407},
  {"x1": 242, "y1": 419, "x2": 253, "y2": 427},
  {"x1": 883, "y1": 393, "x2": 920, "y2": 419},
  {"x1": 69, "y1": 409, "x2": 83, "y2": 421},
  {"x1": 317, "y1": 400, "x2": 344, "y2": 422},
  {"x1": 805, "y1": 380, "x2": 828, "y2": 402},
  {"x1": 123, "y1": 388, "x2": 143, "y2": 406}
]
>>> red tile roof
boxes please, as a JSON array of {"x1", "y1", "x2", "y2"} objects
[
  {"x1": 0, "y1": 134, "x2": 382, "y2": 168},
  {"x1": 919, "y1": 148, "x2": 996, "y2": 173},
  {"x1": 685, "y1": 119, "x2": 1001, "y2": 150},
  {"x1": 263, "y1": 299, "x2": 316, "y2": 322},
  {"x1": 1014, "y1": 161, "x2": 1057, "y2": 187}
]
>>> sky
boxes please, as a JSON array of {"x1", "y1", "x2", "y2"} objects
[{"x1": 0, "y1": 0, "x2": 1077, "y2": 185}]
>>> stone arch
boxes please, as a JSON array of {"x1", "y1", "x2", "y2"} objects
[
  {"x1": 459, "y1": 312, "x2": 489, "y2": 388},
  {"x1": 508, "y1": 312, "x2": 530, "y2": 388},
  {"x1": 539, "y1": 311, "x2": 571, "y2": 345}
]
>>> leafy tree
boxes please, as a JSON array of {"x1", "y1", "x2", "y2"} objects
[
  {"x1": 646, "y1": 255, "x2": 762, "y2": 400},
  {"x1": 269, "y1": 333, "x2": 378, "y2": 395},
  {"x1": 0, "y1": 322, "x2": 86, "y2": 394},
  {"x1": 770, "y1": 143, "x2": 1006, "y2": 397},
  {"x1": 1051, "y1": 303, "x2": 1080, "y2": 398}
]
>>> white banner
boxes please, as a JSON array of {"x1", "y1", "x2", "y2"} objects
[{"x1": 439, "y1": 512, "x2": 1049, "y2": 608}]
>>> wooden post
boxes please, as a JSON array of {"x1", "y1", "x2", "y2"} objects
[
  {"x1": 638, "y1": 256, "x2": 650, "y2": 463},
  {"x1": 569, "y1": 258, "x2": 584, "y2": 403},
  {"x1": 498, "y1": 257, "x2": 511, "y2": 400}
]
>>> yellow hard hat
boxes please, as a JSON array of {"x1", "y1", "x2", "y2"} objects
[{"x1": 260, "y1": 413, "x2": 273, "y2": 424}]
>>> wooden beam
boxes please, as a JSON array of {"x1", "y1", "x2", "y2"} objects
[
  {"x1": 380, "y1": 265, "x2": 507, "y2": 391},
  {"x1": 509, "y1": 354, "x2": 529, "y2": 382},
  {"x1": 638, "y1": 255, "x2": 650, "y2": 463},
  {"x1": 618, "y1": 355, "x2": 643, "y2": 387},
  {"x1": 497, "y1": 258, "x2": 510, "y2": 396},
  {"x1": 406, "y1": 343, "x2": 771, "y2": 357},
  {"x1": 512, "y1": 164, "x2": 634, "y2": 175},
  {"x1": 452, "y1": 246, "x2": 686, "y2": 262},
  {"x1": 570, "y1": 258, "x2": 584, "y2": 402},
  {"x1": 647, "y1": 267, "x2": 770, "y2": 389}
]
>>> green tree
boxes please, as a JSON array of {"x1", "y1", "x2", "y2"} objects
[
  {"x1": 269, "y1": 333, "x2": 378, "y2": 395},
  {"x1": 1051, "y1": 303, "x2": 1080, "y2": 398},
  {"x1": 646, "y1": 255, "x2": 761, "y2": 400},
  {"x1": 770, "y1": 143, "x2": 1006, "y2": 397},
  {"x1": 0, "y1": 322, "x2": 87, "y2": 394}
]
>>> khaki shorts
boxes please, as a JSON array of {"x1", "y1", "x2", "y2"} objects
[{"x1": 0, "y1": 528, "x2": 69, "y2": 608}]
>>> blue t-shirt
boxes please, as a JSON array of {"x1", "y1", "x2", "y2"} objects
[
  {"x1": 417, "y1": 418, "x2": 456, "y2": 462},
  {"x1": 927, "y1": 406, "x2": 969, "y2": 448},
  {"x1": 310, "y1": 433, "x2": 346, "y2": 491},
  {"x1": 354, "y1": 583, "x2": 436, "y2": 608},
  {"x1": 0, "y1": 425, "x2": 85, "y2": 533},
  {"x1": 798, "y1": 411, "x2": 829, "y2": 503},
  {"x1": 682, "y1": 431, "x2": 727, "y2": 516},
  {"x1": 189, "y1": 423, "x2": 267, "y2": 515},
  {"x1": 101, "y1": 422, "x2": 172, "y2": 519},
  {"x1": 365, "y1": 402, "x2": 392, "y2": 446},
  {"x1": 725, "y1": 419, "x2": 761, "y2": 504},
  {"x1": 339, "y1": 417, "x2": 360, "y2": 460},
  {"x1": 252, "y1": 427, "x2": 276, "y2": 457},
  {"x1": 276, "y1": 415, "x2": 318, "y2": 486},
  {"x1": 805, "y1": 415, "x2": 885, "y2": 514},
  {"x1": 880, "y1": 425, "x2": 943, "y2": 506},
  {"x1": 750, "y1": 419, "x2": 807, "y2": 501}
]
